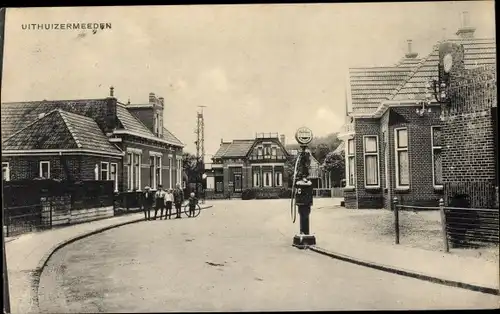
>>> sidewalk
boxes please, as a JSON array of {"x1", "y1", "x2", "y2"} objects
[
  {"x1": 4, "y1": 204, "x2": 213, "y2": 314},
  {"x1": 305, "y1": 201, "x2": 500, "y2": 295}
]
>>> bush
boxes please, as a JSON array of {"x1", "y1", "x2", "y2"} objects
[
  {"x1": 242, "y1": 188, "x2": 256, "y2": 200},
  {"x1": 278, "y1": 187, "x2": 293, "y2": 199}
]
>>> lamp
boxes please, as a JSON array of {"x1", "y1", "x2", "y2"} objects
[
  {"x1": 427, "y1": 77, "x2": 451, "y2": 121},
  {"x1": 416, "y1": 81, "x2": 433, "y2": 116}
]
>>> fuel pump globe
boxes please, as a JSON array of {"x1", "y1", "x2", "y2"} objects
[{"x1": 291, "y1": 127, "x2": 317, "y2": 249}]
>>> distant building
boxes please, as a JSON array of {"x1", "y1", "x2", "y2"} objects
[
  {"x1": 1, "y1": 88, "x2": 184, "y2": 195},
  {"x1": 338, "y1": 14, "x2": 496, "y2": 209},
  {"x1": 208, "y1": 133, "x2": 290, "y2": 198}
]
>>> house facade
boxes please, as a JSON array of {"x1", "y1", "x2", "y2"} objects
[
  {"x1": 338, "y1": 20, "x2": 496, "y2": 209},
  {"x1": 1, "y1": 88, "x2": 184, "y2": 195},
  {"x1": 207, "y1": 133, "x2": 290, "y2": 199}
]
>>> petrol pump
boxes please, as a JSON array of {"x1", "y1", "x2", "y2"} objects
[{"x1": 291, "y1": 127, "x2": 316, "y2": 249}]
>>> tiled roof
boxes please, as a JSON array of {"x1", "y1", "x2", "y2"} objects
[
  {"x1": 213, "y1": 143, "x2": 232, "y2": 159},
  {"x1": 348, "y1": 37, "x2": 496, "y2": 115},
  {"x1": 116, "y1": 103, "x2": 154, "y2": 137},
  {"x1": 222, "y1": 140, "x2": 255, "y2": 157},
  {"x1": 349, "y1": 59, "x2": 419, "y2": 113},
  {"x1": 391, "y1": 38, "x2": 496, "y2": 101},
  {"x1": 2, "y1": 109, "x2": 122, "y2": 154},
  {"x1": 0, "y1": 98, "x2": 110, "y2": 140},
  {"x1": 161, "y1": 127, "x2": 184, "y2": 147}
]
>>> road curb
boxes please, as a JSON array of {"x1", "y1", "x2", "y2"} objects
[
  {"x1": 309, "y1": 246, "x2": 499, "y2": 296},
  {"x1": 29, "y1": 216, "x2": 144, "y2": 313},
  {"x1": 28, "y1": 204, "x2": 215, "y2": 313}
]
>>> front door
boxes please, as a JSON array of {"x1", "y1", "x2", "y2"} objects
[{"x1": 234, "y1": 174, "x2": 242, "y2": 192}]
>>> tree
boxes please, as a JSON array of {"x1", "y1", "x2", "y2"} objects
[
  {"x1": 182, "y1": 152, "x2": 199, "y2": 183},
  {"x1": 322, "y1": 151, "x2": 345, "y2": 187}
]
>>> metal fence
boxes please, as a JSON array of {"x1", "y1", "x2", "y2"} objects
[
  {"x1": 3, "y1": 180, "x2": 114, "y2": 237},
  {"x1": 392, "y1": 197, "x2": 499, "y2": 251}
]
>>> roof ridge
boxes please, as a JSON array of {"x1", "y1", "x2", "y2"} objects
[
  {"x1": 387, "y1": 43, "x2": 439, "y2": 101},
  {"x1": 1, "y1": 98, "x2": 108, "y2": 105},
  {"x1": 57, "y1": 110, "x2": 84, "y2": 148},
  {"x1": 1, "y1": 109, "x2": 60, "y2": 144}
]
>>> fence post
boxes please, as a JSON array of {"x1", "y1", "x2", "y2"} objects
[
  {"x1": 49, "y1": 199, "x2": 53, "y2": 228},
  {"x1": 439, "y1": 198, "x2": 449, "y2": 253},
  {"x1": 393, "y1": 197, "x2": 399, "y2": 245}
]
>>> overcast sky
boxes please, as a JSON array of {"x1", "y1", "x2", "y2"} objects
[{"x1": 1, "y1": 2, "x2": 496, "y2": 160}]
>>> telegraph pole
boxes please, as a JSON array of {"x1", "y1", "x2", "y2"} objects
[{"x1": 195, "y1": 106, "x2": 206, "y2": 199}]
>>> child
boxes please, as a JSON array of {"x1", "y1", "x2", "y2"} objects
[
  {"x1": 188, "y1": 192, "x2": 198, "y2": 217},
  {"x1": 164, "y1": 189, "x2": 174, "y2": 219}
]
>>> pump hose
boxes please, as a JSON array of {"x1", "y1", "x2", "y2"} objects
[{"x1": 290, "y1": 154, "x2": 301, "y2": 223}]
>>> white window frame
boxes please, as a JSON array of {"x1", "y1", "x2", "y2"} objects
[
  {"x1": 130, "y1": 153, "x2": 141, "y2": 191},
  {"x1": 263, "y1": 171, "x2": 272, "y2": 187},
  {"x1": 39, "y1": 161, "x2": 51, "y2": 179},
  {"x1": 156, "y1": 155, "x2": 162, "y2": 187},
  {"x1": 431, "y1": 126, "x2": 443, "y2": 189},
  {"x1": 253, "y1": 168, "x2": 260, "y2": 187},
  {"x1": 394, "y1": 127, "x2": 410, "y2": 190},
  {"x1": 149, "y1": 155, "x2": 156, "y2": 189},
  {"x1": 176, "y1": 156, "x2": 182, "y2": 188},
  {"x1": 168, "y1": 156, "x2": 173, "y2": 189},
  {"x1": 275, "y1": 171, "x2": 283, "y2": 187},
  {"x1": 345, "y1": 138, "x2": 355, "y2": 188},
  {"x1": 363, "y1": 135, "x2": 380, "y2": 189},
  {"x1": 100, "y1": 162, "x2": 110, "y2": 181},
  {"x1": 110, "y1": 163, "x2": 118, "y2": 192},
  {"x1": 383, "y1": 130, "x2": 389, "y2": 189},
  {"x1": 2, "y1": 162, "x2": 10, "y2": 181},
  {"x1": 127, "y1": 153, "x2": 133, "y2": 191}
]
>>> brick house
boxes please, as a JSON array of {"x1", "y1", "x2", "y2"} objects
[
  {"x1": 1, "y1": 88, "x2": 184, "y2": 195},
  {"x1": 438, "y1": 42, "x2": 498, "y2": 209},
  {"x1": 338, "y1": 21, "x2": 496, "y2": 209},
  {"x1": 208, "y1": 133, "x2": 290, "y2": 198}
]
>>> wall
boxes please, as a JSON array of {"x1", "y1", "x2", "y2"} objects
[
  {"x1": 353, "y1": 117, "x2": 383, "y2": 209},
  {"x1": 2, "y1": 154, "x2": 119, "y2": 181},
  {"x1": 388, "y1": 106, "x2": 443, "y2": 207},
  {"x1": 119, "y1": 137, "x2": 182, "y2": 192},
  {"x1": 443, "y1": 65, "x2": 497, "y2": 208}
]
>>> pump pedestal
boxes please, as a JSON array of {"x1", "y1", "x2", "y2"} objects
[{"x1": 293, "y1": 234, "x2": 316, "y2": 249}]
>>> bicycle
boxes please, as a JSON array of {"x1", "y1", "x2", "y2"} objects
[{"x1": 183, "y1": 202, "x2": 202, "y2": 218}]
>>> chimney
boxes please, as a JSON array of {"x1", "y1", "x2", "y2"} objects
[
  {"x1": 109, "y1": 86, "x2": 114, "y2": 97},
  {"x1": 149, "y1": 92, "x2": 156, "y2": 105},
  {"x1": 405, "y1": 40, "x2": 418, "y2": 59},
  {"x1": 280, "y1": 134, "x2": 286, "y2": 146},
  {"x1": 456, "y1": 11, "x2": 475, "y2": 38},
  {"x1": 158, "y1": 97, "x2": 164, "y2": 108}
]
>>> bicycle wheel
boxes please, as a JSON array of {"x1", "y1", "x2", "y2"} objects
[{"x1": 184, "y1": 203, "x2": 201, "y2": 218}]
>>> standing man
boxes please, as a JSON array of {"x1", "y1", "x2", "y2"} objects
[
  {"x1": 142, "y1": 186, "x2": 154, "y2": 221},
  {"x1": 173, "y1": 183, "x2": 184, "y2": 219},
  {"x1": 154, "y1": 185, "x2": 166, "y2": 220}
]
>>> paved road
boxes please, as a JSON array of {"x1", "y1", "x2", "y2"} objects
[{"x1": 38, "y1": 200, "x2": 498, "y2": 312}]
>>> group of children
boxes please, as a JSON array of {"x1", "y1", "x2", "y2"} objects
[{"x1": 142, "y1": 184, "x2": 198, "y2": 220}]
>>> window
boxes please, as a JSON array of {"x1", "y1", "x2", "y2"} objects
[
  {"x1": 176, "y1": 157, "x2": 182, "y2": 188},
  {"x1": 345, "y1": 139, "x2": 355, "y2": 187},
  {"x1": 2, "y1": 162, "x2": 10, "y2": 181},
  {"x1": 39, "y1": 161, "x2": 50, "y2": 179},
  {"x1": 133, "y1": 153, "x2": 141, "y2": 190},
  {"x1": 395, "y1": 128, "x2": 409, "y2": 188},
  {"x1": 100, "y1": 162, "x2": 109, "y2": 180},
  {"x1": 149, "y1": 156, "x2": 155, "y2": 188},
  {"x1": 253, "y1": 168, "x2": 260, "y2": 187},
  {"x1": 127, "y1": 153, "x2": 132, "y2": 190},
  {"x1": 110, "y1": 163, "x2": 118, "y2": 191},
  {"x1": 168, "y1": 157, "x2": 173, "y2": 189},
  {"x1": 363, "y1": 136, "x2": 379, "y2": 188},
  {"x1": 215, "y1": 176, "x2": 224, "y2": 193},
  {"x1": 431, "y1": 126, "x2": 443, "y2": 188},
  {"x1": 263, "y1": 144, "x2": 271, "y2": 156},
  {"x1": 263, "y1": 171, "x2": 272, "y2": 187},
  {"x1": 257, "y1": 147, "x2": 263, "y2": 157},
  {"x1": 383, "y1": 131, "x2": 389, "y2": 189},
  {"x1": 275, "y1": 172, "x2": 283, "y2": 187},
  {"x1": 156, "y1": 156, "x2": 162, "y2": 187},
  {"x1": 271, "y1": 147, "x2": 277, "y2": 156}
]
